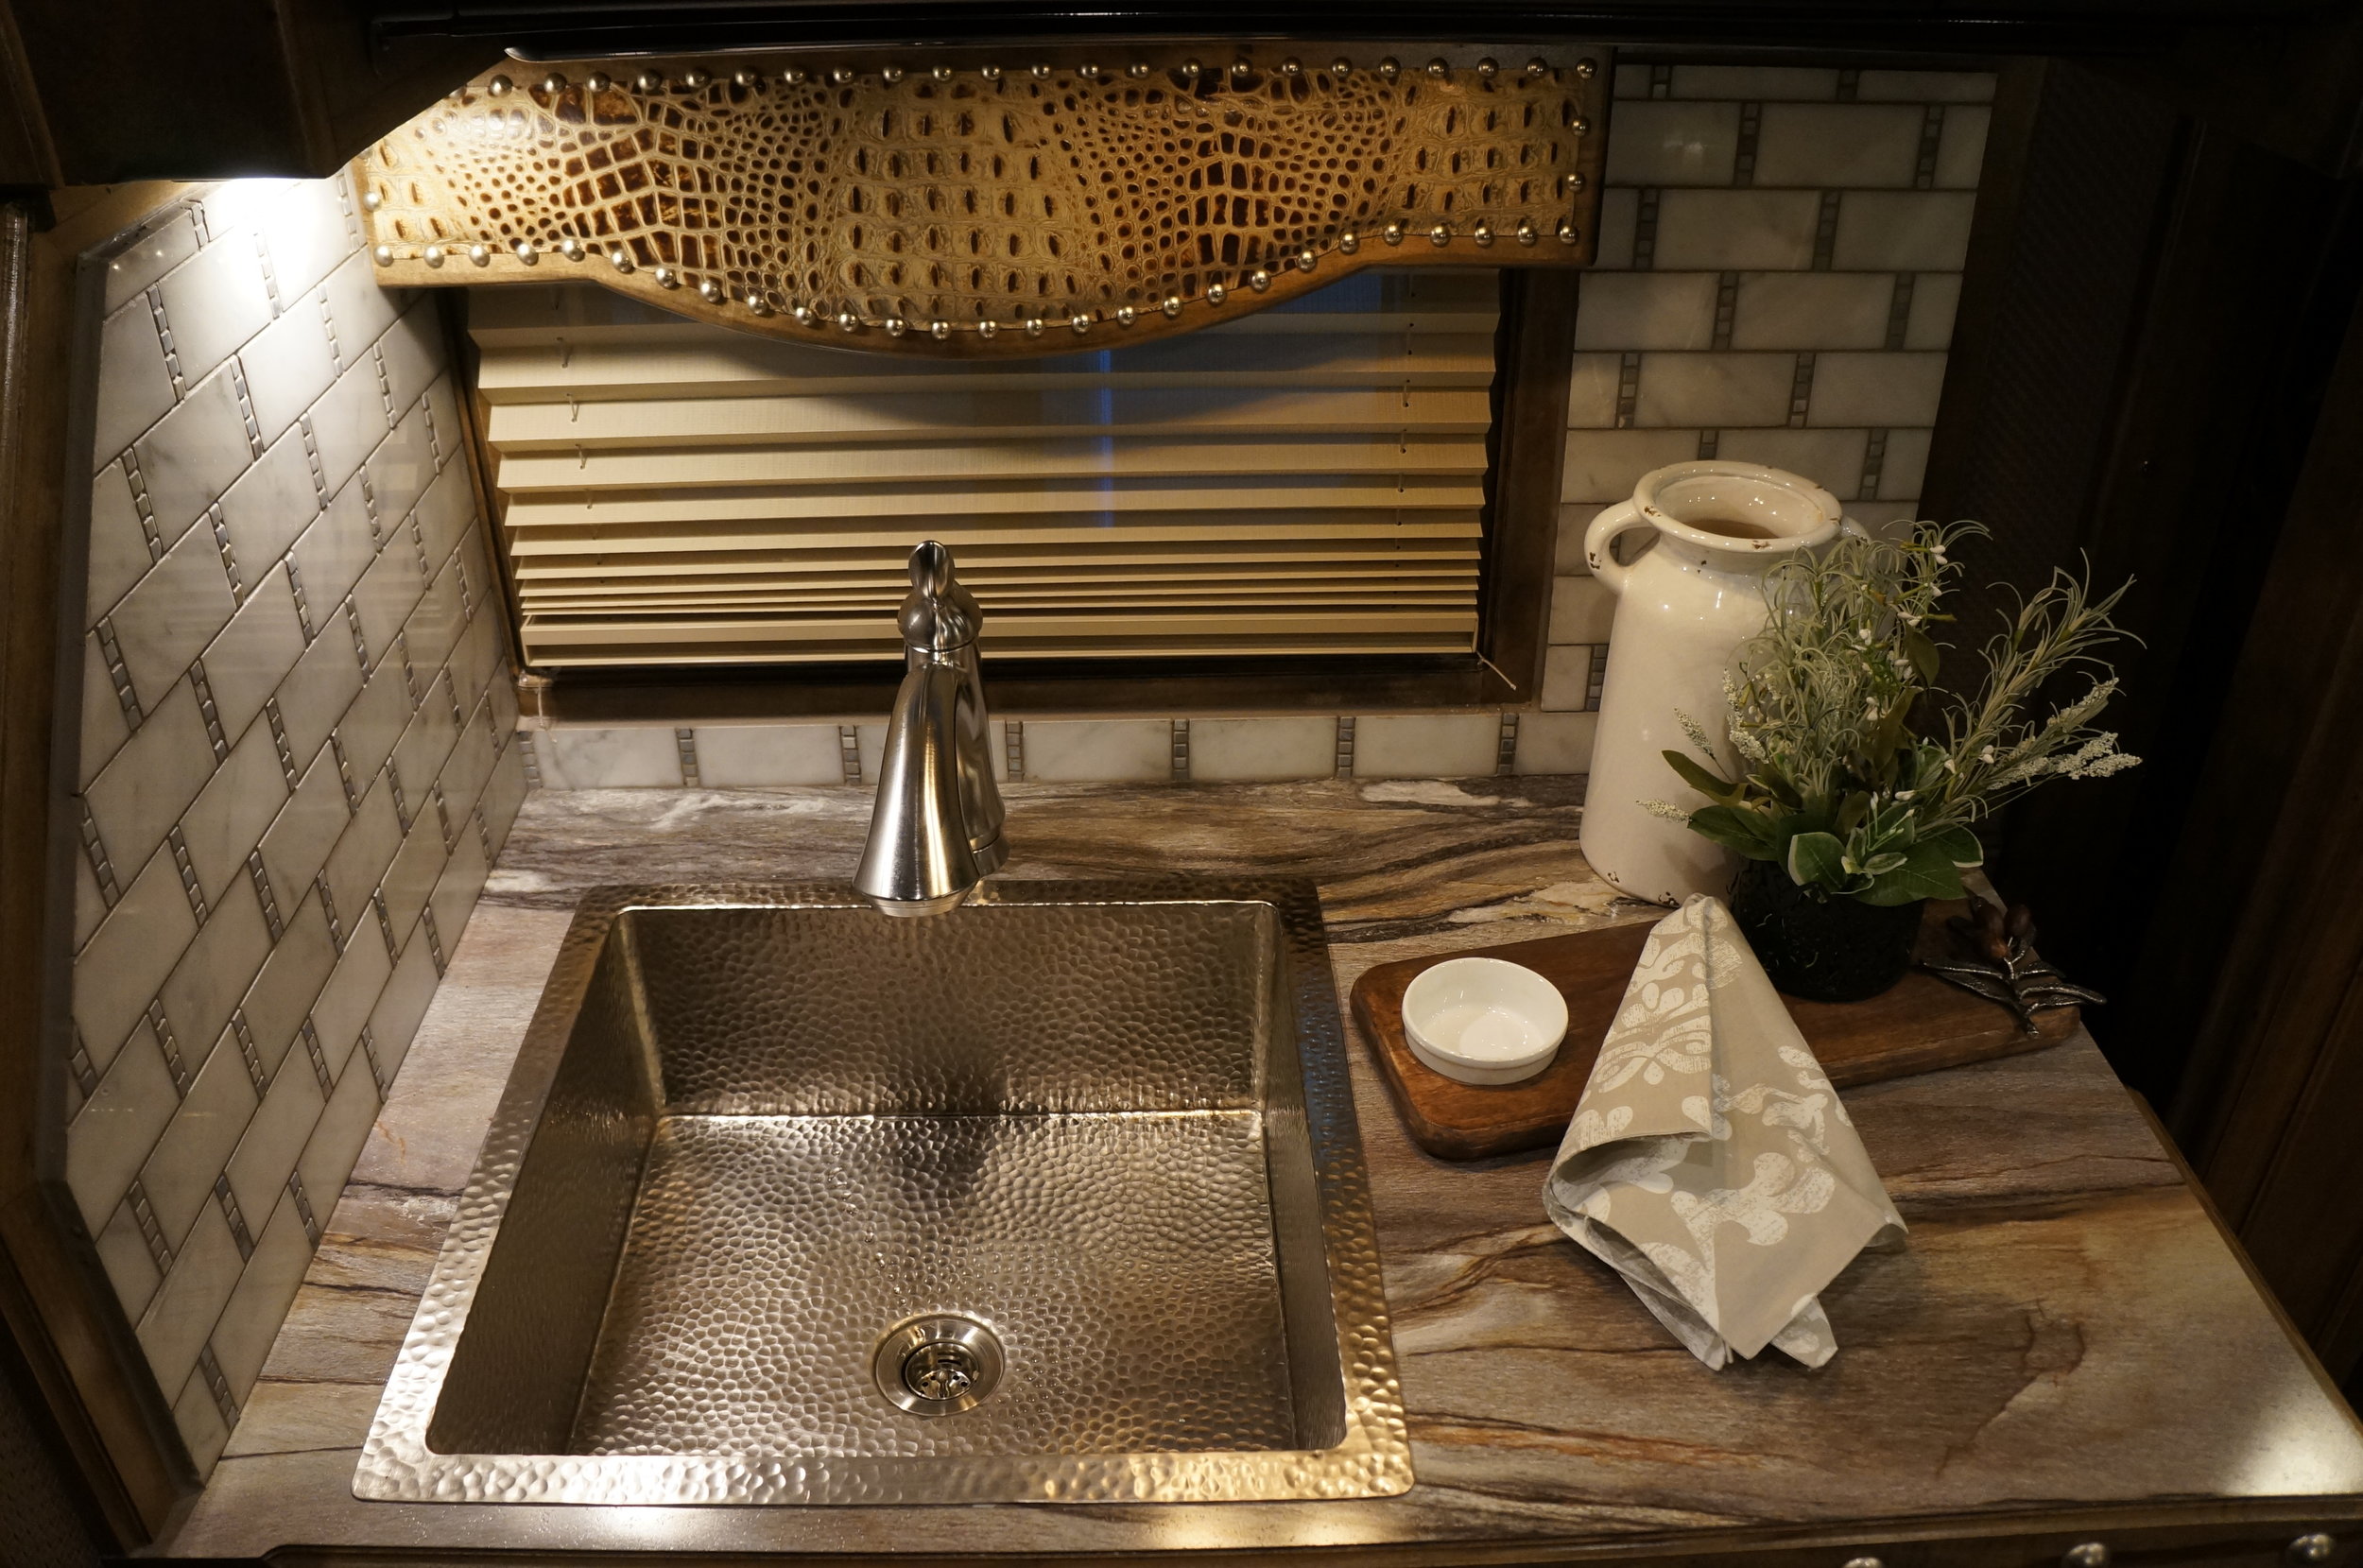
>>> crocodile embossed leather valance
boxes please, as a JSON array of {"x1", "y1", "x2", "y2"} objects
[{"x1": 358, "y1": 43, "x2": 1609, "y2": 355}]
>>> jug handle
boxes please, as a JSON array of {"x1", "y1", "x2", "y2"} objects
[
  {"x1": 1583, "y1": 500, "x2": 1647, "y2": 597},
  {"x1": 1840, "y1": 514, "x2": 1872, "y2": 541}
]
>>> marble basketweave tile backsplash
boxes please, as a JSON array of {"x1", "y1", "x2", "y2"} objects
[
  {"x1": 526, "y1": 63, "x2": 1991, "y2": 792},
  {"x1": 66, "y1": 179, "x2": 524, "y2": 1473}
]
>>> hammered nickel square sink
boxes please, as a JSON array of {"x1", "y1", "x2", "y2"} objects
[{"x1": 355, "y1": 879, "x2": 1411, "y2": 1505}]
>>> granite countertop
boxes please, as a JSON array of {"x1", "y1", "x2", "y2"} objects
[{"x1": 163, "y1": 779, "x2": 2363, "y2": 1561}]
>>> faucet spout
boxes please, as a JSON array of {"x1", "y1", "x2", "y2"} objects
[{"x1": 854, "y1": 543, "x2": 1008, "y2": 916}]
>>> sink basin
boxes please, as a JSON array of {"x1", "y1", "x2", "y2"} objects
[{"x1": 355, "y1": 880, "x2": 1410, "y2": 1505}]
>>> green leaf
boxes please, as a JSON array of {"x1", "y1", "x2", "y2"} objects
[
  {"x1": 1859, "y1": 837, "x2": 1966, "y2": 905},
  {"x1": 1662, "y1": 749, "x2": 1737, "y2": 803},
  {"x1": 1904, "y1": 625, "x2": 1941, "y2": 684},
  {"x1": 1688, "y1": 805, "x2": 1782, "y2": 860},
  {"x1": 1862, "y1": 851, "x2": 1908, "y2": 876},
  {"x1": 1924, "y1": 825, "x2": 1984, "y2": 867},
  {"x1": 1836, "y1": 790, "x2": 1871, "y2": 835},
  {"x1": 1786, "y1": 830, "x2": 1849, "y2": 890}
]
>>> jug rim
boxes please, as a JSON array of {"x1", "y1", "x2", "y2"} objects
[{"x1": 1633, "y1": 460, "x2": 1844, "y2": 557}]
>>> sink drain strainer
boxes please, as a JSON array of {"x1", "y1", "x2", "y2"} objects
[{"x1": 874, "y1": 1315, "x2": 1003, "y2": 1417}]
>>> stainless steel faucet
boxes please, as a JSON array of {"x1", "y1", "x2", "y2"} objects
[{"x1": 854, "y1": 543, "x2": 1009, "y2": 916}]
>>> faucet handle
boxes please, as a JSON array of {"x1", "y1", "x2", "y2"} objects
[{"x1": 898, "y1": 540, "x2": 983, "y2": 652}]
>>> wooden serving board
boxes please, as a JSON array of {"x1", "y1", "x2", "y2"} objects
[{"x1": 1350, "y1": 900, "x2": 2078, "y2": 1161}]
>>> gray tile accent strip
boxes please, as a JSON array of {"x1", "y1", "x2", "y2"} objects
[
  {"x1": 287, "y1": 1169, "x2": 321, "y2": 1248},
  {"x1": 165, "y1": 827, "x2": 208, "y2": 922},
  {"x1": 422, "y1": 905, "x2": 448, "y2": 976},
  {"x1": 315, "y1": 871, "x2": 343, "y2": 952},
  {"x1": 147, "y1": 999, "x2": 190, "y2": 1096},
  {"x1": 1632, "y1": 188, "x2": 1661, "y2": 270},
  {"x1": 1788, "y1": 353, "x2": 1818, "y2": 427},
  {"x1": 248, "y1": 851, "x2": 283, "y2": 940},
  {"x1": 1837, "y1": 67, "x2": 1860, "y2": 101},
  {"x1": 1812, "y1": 191, "x2": 1843, "y2": 269},
  {"x1": 198, "y1": 1344, "x2": 239, "y2": 1428},
  {"x1": 298, "y1": 414, "x2": 328, "y2": 505},
  {"x1": 228, "y1": 360, "x2": 265, "y2": 458},
  {"x1": 1334, "y1": 715, "x2": 1356, "y2": 778},
  {"x1": 1861, "y1": 428, "x2": 1889, "y2": 500},
  {"x1": 1712, "y1": 272, "x2": 1739, "y2": 350},
  {"x1": 300, "y1": 1020, "x2": 333, "y2": 1098},
  {"x1": 190, "y1": 661, "x2": 230, "y2": 761},
  {"x1": 264, "y1": 699, "x2": 299, "y2": 788},
  {"x1": 122, "y1": 450, "x2": 164, "y2": 562},
  {"x1": 356, "y1": 1024, "x2": 388, "y2": 1098},
  {"x1": 1169, "y1": 718, "x2": 1190, "y2": 783},
  {"x1": 396, "y1": 632, "x2": 422, "y2": 712},
  {"x1": 95, "y1": 618, "x2": 142, "y2": 730},
  {"x1": 68, "y1": 1029, "x2": 98, "y2": 1099},
  {"x1": 515, "y1": 729, "x2": 541, "y2": 786},
  {"x1": 1587, "y1": 646, "x2": 1610, "y2": 710},
  {"x1": 329, "y1": 733, "x2": 360, "y2": 812},
  {"x1": 837, "y1": 725, "x2": 861, "y2": 786},
  {"x1": 1733, "y1": 101, "x2": 1762, "y2": 186},
  {"x1": 317, "y1": 295, "x2": 342, "y2": 373},
  {"x1": 1647, "y1": 62, "x2": 1672, "y2": 98},
  {"x1": 129, "y1": 1179, "x2": 173, "y2": 1273},
  {"x1": 145, "y1": 284, "x2": 186, "y2": 399},
  {"x1": 78, "y1": 801, "x2": 120, "y2": 906},
  {"x1": 432, "y1": 786, "x2": 456, "y2": 853},
  {"x1": 342, "y1": 599, "x2": 370, "y2": 674},
  {"x1": 1004, "y1": 720, "x2": 1024, "y2": 783},
  {"x1": 474, "y1": 804, "x2": 495, "y2": 867},
  {"x1": 1915, "y1": 104, "x2": 1946, "y2": 190},
  {"x1": 206, "y1": 504, "x2": 244, "y2": 600},
  {"x1": 1613, "y1": 353, "x2": 1641, "y2": 428},
  {"x1": 1496, "y1": 712, "x2": 1520, "y2": 775},
  {"x1": 675, "y1": 727, "x2": 700, "y2": 787},
  {"x1": 1697, "y1": 429, "x2": 1721, "y2": 460},
  {"x1": 454, "y1": 555, "x2": 474, "y2": 620},
  {"x1": 231, "y1": 1011, "x2": 267, "y2": 1096},
  {"x1": 371, "y1": 887, "x2": 399, "y2": 963},
  {"x1": 371, "y1": 343, "x2": 398, "y2": 428},
  {"x1": 1887, "y1": 274, "x2": 1917, "y2": 351},
  {"x1": 284, "y1": 556, "x2": 314, "y2": 640},
  {"x1": 216, "y1": 1175, "x2": 255, "y2": 1261}
]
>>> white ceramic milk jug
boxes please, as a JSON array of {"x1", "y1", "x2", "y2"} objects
[{"x1": 1578, "y1": 460, "x2": 1849, "y2": 905}]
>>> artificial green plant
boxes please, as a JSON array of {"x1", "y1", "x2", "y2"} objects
[{"x1": 1655, "y1": 522, "x2": 2140, "y2": 906}]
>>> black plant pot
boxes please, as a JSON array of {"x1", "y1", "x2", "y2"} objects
[{"x1": 1727, "y1": 858, "x2": 1924, "y2": 1003}]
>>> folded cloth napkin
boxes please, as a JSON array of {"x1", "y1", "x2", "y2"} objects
[{"x1": 1544, "y1": 895, "x2": 1905, "y2": 1369}]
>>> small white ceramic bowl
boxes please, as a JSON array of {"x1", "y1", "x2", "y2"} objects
[{"x1": 1400, "y1": 956, "x2": 1570, "y2": 1086}]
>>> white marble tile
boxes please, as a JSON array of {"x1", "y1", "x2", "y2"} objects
[
  {"x1": 95, "y1": 1198, "x2": 163, "y2": 1320},
  {"x1": 365, "y1": 401, "x2": 436, "y2": 532},
  {"x1": 349, "y1": 538, "x2": 426, "y2": 668},
  {"x1": 273, "y1": 622, "x2": 365, "y2": 772},
  {"x1": 178, "y1": 719, "x2": 288, "y2": 908},
  {"x1": 83, "y1": 678, "x2": 213, "y2": 877},
  {"x1": 1549, "y1": 575, "x2": 1616, "y2": 644},
  {"x1": 1936, "y1": 105, "x2": 1991, "y2": 190},
  {"x1": 155, "y1": 233, "x2": 274, "y2": 389},
  {"x1": 1572, "y1": 272, "x2": 1718, "y2": 352},
  {"x1": 103, "y1": 209, "x2": 200, "y2": 315},
  {"x1": 436, "y1": 698, "x2": 499, "y2": 821},
  {"x1": 224, "y1": 1065, "x2": 325, "y2": 1254},
  {"x1": 1753, "y1": 104, "x2": 1923, "y2": 189},
  {"x1": 257, "y1": 745, "x2": 353, "y2": 916},
  {"x1": 412, "y1": 462, "x2": 474, "y2": 570},
  {"x1": 134, "y1": 368, "x2": 251, "y2": 549},
  {"x1": 79, "y1": 630, "x2": 130, "y2": 790},
  {"x1": 854, "y1": 723, "x2": 886, "y2": 786},
  {"x1": 158, "y1": 880, "x2": 272, "y2": 1078},
  {"x1": 1603, "y1": 101, "x2": 1739, "y2": 186},
  {"x1": 1188, "y1": 716, "x2": 1337, "y2": 782},
  {"x1": 138, "y1": 1026, "x2": 260, "y2": 1252},
  {"x1": 401, "y1": 549, "x2": 467, "y2": 678},
  {"x1": 379, "y1": 820, "x2": 448, "y2": 948},
  {"x1": 368, "y1": 935, "x2": 441, "y2": 1084},
  {"x1": 1556, "y1": 504, "x2": 1604, "y2": 573},
  {"x1": 1560, "y1": 428, "x2": 1699, "y2": 505},
  {"x1": 320, "y1": 250, "x2": 406, "y2": 364},
  {"x1": 1612, "y1": 60, "x2": 1648, "y2": 100},
  {"x1": 112, "y1": 523, "x2": 236, "y2": 712},
  {"x1": 1809, "y1": 352, "x2": 1948, "y2": 428},
  {"x1": 238, "y1": 175, "x2": 356, "y2": 301},
  {"x1": 1667, "y1": 65, "x2": 1841, "y2": 100},
  {"x1": 1635, "y1": 352, "x2": 1793, "y2": 428},
  {"x1": 1514, "y1": 711, "x2": 1600, "y2": 775},
  {"x1": 288, "y1": 478, "x2": 377, "y2": 614},
  {"x1": 296, "y1": 1062, "x2": 380, "y2": 1225},
  {"x1": 390, "y1": 680, "x2": 460, "y2": 811},
  {"x1": 198, "y1": 567, "x2": 305, "y2": 747},
  {"x1": 1878, "y1": 428, "x2": 1934, "y2": 502},
  {"x1": 482, "y1": 743, "x2": 530, "y2": 847},
  {"x1": 1565, "y1": 353, "x2": 1622, "y2": 427},
  {"x1": 1848, "y1": 501, "x2": 1925, "y2": 535},
  {"x1": 1731, "y1": 272, "x2": 1895, "y2": 352},
  {"x1": 238, "y1": 301, "x2": 337, "y2": 448},
  {"x1": 378, "y1": 304, "x2": 443, "y2": 415},
  {"x1": 337, "y1": 661, "x2": 411, "y2": 788},
  {"x1": 309, "y1": 922, "x2": 391, "y2": 1083},
  {"x1": 1906, "y1": 272, "x2": 1963, "y2": 351},
  {"x1": 216, "y1": 426, "x2": 322, "y2": 578},
  {"x1": 304, "y1": 363, "x2": 388, "y2": 500},
  {"x1": 212, "y1": 1189, "x2": 317, "y2": 1406},
  {"x1": 1352, "y1": 714, "x2": 1499, "y2": 779},
  {"x1": 239, "y1": 893, "x2": 336, "y2": 1077},
  {"x1": 1653, "y1": 190, "x2": 1821, "y2": 271},
  {"x1": 1541, "y1": 646, "x2": 1595, "y2": 712},
  {"x1": 1856, "y1": 70, "x2": 1996, "y2": 103},
  {"x1": 72, "y1": 843, "x2": 198, "y2": 1071},
  {"x1": 1716, "y1": 428, "x2": 1871, "y2": 500},
  {"x1": 65, "y1": 1019, "x2": 180, "y2": 1232},
  {"x1": 322, "y1": 778, "x2": 404, "y2": 936},
  {"x1": 426, "y1": 821, "x2": 490, "y2": 950},
  {"x1": 95, "y1": 298, "x2": 177, "y2": 461},
  {"x1": 537, "y1": 727, "x2": 684, "y2": 787},
  {"x1": 171, "y1": 1365, "x2": 231, "y2": 1474},
  {"x1": 1832, "y1": 192, "x2": 1977, "y2": 272},
  {"x1": 87, "y1": 459, "x2": 154, "y2": 626},
  {"x1": 137, "y1": 1199, "x2": 241, "y2": 1398},
  {"x1": 1590, "y1": 187, "x2": 1638, "y2": 270},
  {"x1": 1018, "y1": 719, "x2": 1172, "y2": 783},
  {"x1": 691, "y1": 723, "x2": 844, "y2": 785}
]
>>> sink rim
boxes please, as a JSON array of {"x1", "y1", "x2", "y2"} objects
[{"x1": 354, "y1": 877, "x2": 1411, "y2": 1506}]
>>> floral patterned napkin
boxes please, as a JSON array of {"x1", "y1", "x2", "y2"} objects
[{"x1": 1544, "y1": 895, "x2": 1905, "y2": 1368}]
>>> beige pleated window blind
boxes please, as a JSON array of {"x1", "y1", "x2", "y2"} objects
[{"x1": 468, "y1": 269, "x2": 1500, "y2": 666}]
